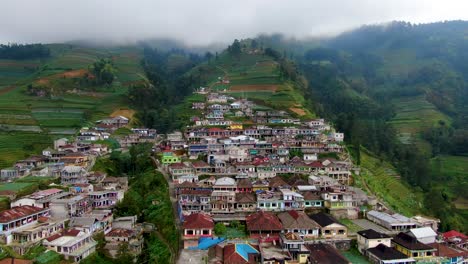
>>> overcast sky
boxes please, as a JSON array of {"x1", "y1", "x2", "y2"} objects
[{"x1": 1, "y1": 0, "x2": 468, "y2": 45}]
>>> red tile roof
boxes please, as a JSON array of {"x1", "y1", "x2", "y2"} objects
[
  {"x1": 45, "y1": 233, "x2": 62, "y2": 242},
  {"x1": 246, "y1": 211, "x2": 282, "y2": 231},
  {"x1": 106, "y1": 228, "x2": 135, "y2": 238},
  {"x1": 179, "y1": 189, "x2": 212, "y2": 196},
  {"x1": 443, "y1": 230, "x2": 467, "y2": 240},
  {"x1": 168, "y1": 163, "x2": 186, "y2": 169},
  {"x1": 0, "y1": 205, "x2": 45, "y2": 223},
  {"x1": 191, "y1": 160, "x2": 210, "y2": 168},
  {"x1": 183, "y1": 213, "x2": 214, "y2": 229},
  {"x1": 223, "y1": 243, "x2": 259, "y2": 264},
  {"x1": 428, "y1": 243, "x2": 468, "y2": 258},
  {"x1": 0, "y1": 258, "x2": 33, "y2": 264},
  {"x1": 64, "y1": 229, "x2": 81, "y2": 236}
]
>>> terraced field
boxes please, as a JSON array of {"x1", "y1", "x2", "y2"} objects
[
  {"x1": 199, "y1": 50, "x2": 314, "y2": 118},
  {"x1": 357, "y1": 149, "x2": 424, "y2": 216},
  {"x1": 0, "y1": 45, "x2": 145, "y2": 168},
  {"x1": 389, "y1": 95, "x2": 450, "y2": 153}
]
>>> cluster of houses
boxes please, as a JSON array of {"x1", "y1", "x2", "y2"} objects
[
  {"x1": 0, "y1": 116, "x2": 155, "y2": 263},
  {"x1": 181, "y1": 209, "x2": 468, "y2": 263},
  {"x1": 165, "y1": 92, "x2": 468, "y2": 263}
]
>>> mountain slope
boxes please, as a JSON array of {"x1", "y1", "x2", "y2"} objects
[
  {"x1": 0, "y1": 44, "x2": 146, "y2": 167},
  {"x1": 287, "y1": 21, "x2": 468, "y2": 231}
]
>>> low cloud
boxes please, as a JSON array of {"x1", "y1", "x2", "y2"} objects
[{"x1": 1, "y1": 0, "x2": 467, "y2": 45}]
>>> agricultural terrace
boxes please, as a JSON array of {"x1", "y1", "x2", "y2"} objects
[
  {"x1": 0, "y1": 44, "x2": 145, "y2": 168},
  {"x1": 389, "y1": 95, "x2": 451, "y2": 153},
  {"x1": 356, "y1": 148, "x2": 424, "y2": 216},
  {"x1": 200, "y1": 51, "x2": 314, "y2": 118}
]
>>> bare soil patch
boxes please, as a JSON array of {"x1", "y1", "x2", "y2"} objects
[
  {"x1": 0, "y1": 86, "x2": 16, "y2": 96},
  {"x1": 230, "y1": 84, "x2": 278, "y2": 92},
  {"x1": 289, "y1": 107, "x2": 306, "y2": 116},
  {"x1": 111, "y1": 109, "x2": 135, "y2": 119},
  {"x1": 454, "y1": 197, "x2": 468, "y2": 210},
  {"x1": 60, "y1": 69, "x2": 89, "y2": 78},
  {"x1": 35, "y1": 69, "x2": 91, "y2": 86}
]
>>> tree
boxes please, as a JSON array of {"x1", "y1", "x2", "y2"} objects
[
  {"x1": 251, "y1": 39, "x2": 258, "y2": 49},
  {"x1": 229, "y1": 39, "x2": 242, "y2": 59},
  {"x1": 89, "y1": 58, "x2": 115, "y2": 85},
  {"x1": 214, "y1": 223, "x2": 227, "y2": 236},
  {"x1": 204, "y1": 52, "x2": 213, "y2": 62}
]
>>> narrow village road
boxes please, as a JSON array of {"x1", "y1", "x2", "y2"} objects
[{"x1": 150, "y1": 156, "x2": 182, "y2": 263}]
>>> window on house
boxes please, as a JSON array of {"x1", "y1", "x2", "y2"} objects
[
  {"x1": 325, "y1": 230, "x2": 331, "y2": 234},
  {"x1": 338, "y1": 230, "x2": 345, "y2": 234},
  {"x1": 413, "y1": 252, "x2": 418, "y2": 257},
  {"x1": 187, "y1": 230, "x2": 194, "y2": 235},
  {"x1": 202, "y1": 230, "x2": 209, "y2": 235}
]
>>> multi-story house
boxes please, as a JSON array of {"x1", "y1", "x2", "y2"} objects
[
  {"x1": 10, "y1": 217, "x2": 67, "y2": 254},
  {"x1": 49, "y1": 194, "x2": 91, "y2": 218},
  {"x1": 210, "y1": 190, "x2": 236, "y2": 213},
  {"x1": 179, "y1": 189, "x2": 212, "y2": 214},
  {"x1": 43, "y1": 229, "x2": 97, "y2": 263},
  {"x1": 88, "y1": 190, "x2": 123, "y2": 209},
  {"x1": 168, "y1": 163, "x2": 195, "y2": 182},
  {"x1": 257, "y1": 191, "x2": 283, "y2": 212},
  {"x1": 392, "y1": 232, "x2": 437, "y2": 261},
  {"x1": 0, "y1": 205, "x2": 51, "y2": 244},
  {"x1": 11, "y1": 188, "x2": 66, "y2": 209},
  {"x1": 61, "y1": 166, "x2": 88, "y2": 185},
  {"x1": 357, "y1": 229, "x2": 392, "y2": 254},
  {"x1": 281, "y1": 189, "x2": 304, "y2": 210}
]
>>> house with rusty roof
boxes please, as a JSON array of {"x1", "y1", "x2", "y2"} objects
[
  {"x1": 427, "y1": 242, "x2": 468, "y2": 264},
  {"x1": 9, "y1": 216, "x2": 67, "y2": 255},
  {"x1": 105, "y1": 226, "x2": 144, "y2": 259},
  {"x1": 0, "y1": 205, "x2": 51, "y2": 245},
  {"x1": 246, "y1": 211, "x2": 282, "y2": 238},
  {"x1": 11, "y1": 188, "x2": 65, "y2": 209}
]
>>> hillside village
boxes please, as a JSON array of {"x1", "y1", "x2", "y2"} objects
[{"x1": 0, "y1": 87, "x2": 466, "y2": 264}]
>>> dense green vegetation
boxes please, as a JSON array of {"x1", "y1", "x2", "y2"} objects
[
  {"x1": 274, "y1": 21, "x2": 468, "y2": 232},
  {"x1": 0, "y1": 44, "x2": 50, "y2": 60},
  {"x1": 128, "y1": 46, "x2": 205, "y2": 133},
  {"x1": 91, "y1": 143, "x2": 178, "y2": 264}
]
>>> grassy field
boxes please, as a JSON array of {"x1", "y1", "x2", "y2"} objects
[
  {"x1": 0, "y1": 44, "x2": 145, "y2": 168},
  {"x1": 357, "y1": 148, "x2": 424, "y2": 216}
]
